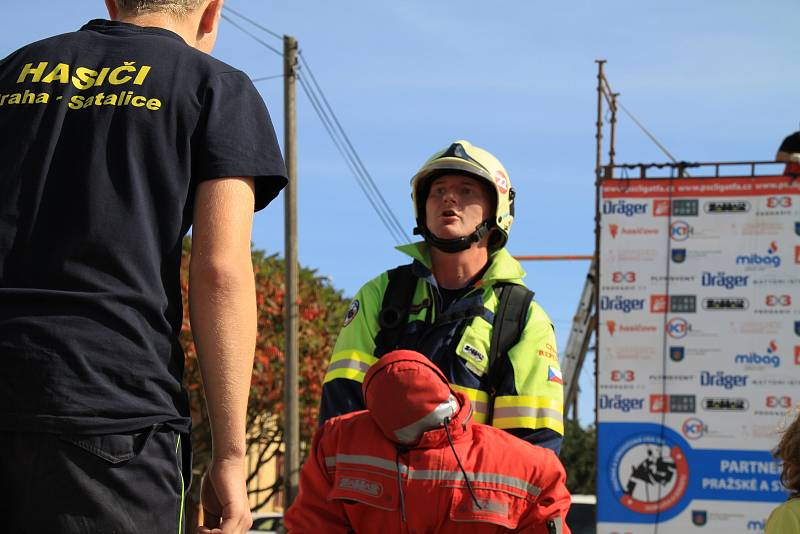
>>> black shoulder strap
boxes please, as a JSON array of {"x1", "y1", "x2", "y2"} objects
[
  {"x1": 374, "y1": 264, "x2": 417, "y2": 357},
  {"x1": 486, "y1": 283, "x2": 534, "y2": 423}
]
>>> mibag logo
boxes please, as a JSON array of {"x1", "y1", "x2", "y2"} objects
[
  {"x1": 603, "y1": 200, "x2": 648, "y2": 217},
  {"x1": 670, "y1": 220, "x2": 692, "y2": 241},
  {"x1": 734, "y1": 341, "x2": 781, "y2": 368},
  {"x1": 735, "y1": 241, "x2": 782, "y2": 268},
  {"x1": 701, "y1": 271, "x2": 749, "y2": 290},
  {"x1": 600, "y1": 296, "x2": 645, "y2": 313},
  {"x1": 612, "y1": 271, "x2": 636, "y2": 283},
  {"x1": 700, "y1": 371, "x2": 748, "y2": 389},
  {"x1": 600, "y1": 394, "x2": 644, "y2": 412}
]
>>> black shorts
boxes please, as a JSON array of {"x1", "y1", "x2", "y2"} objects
[{"x1": 0, "y1": 425, "x2": 190, "y2": 534}]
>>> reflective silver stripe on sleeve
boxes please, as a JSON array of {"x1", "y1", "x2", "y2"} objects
[
  {"x1": 326, "y1": 359, "x2": 372, "y2": 373},
  {"x1": 325, "y1": 454, "x2": 409, "y2": 475},
  {"x1": 409, "y1": 470, "x2": 541, "y2": 496},
  {"x1": 393, "y1": 395, "x2": 459, "y2": 444},
  {"x1": 492, "y1": 406, "x2": 563, "y2": 422},
  {"x1": 471, "y1": 399, "x2": 489, "y2": 417}
]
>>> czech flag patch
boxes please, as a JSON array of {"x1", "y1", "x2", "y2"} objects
[{"x1": 548, "y1": 366, "x2": 563, "y2": 385}]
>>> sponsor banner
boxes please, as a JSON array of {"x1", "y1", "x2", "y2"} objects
[
  {"x1": 601, "y1": 176, "x2": 800, "y2": 198},
  {"x1": 599, "y1": 176, "x2": 798, "y2": 532},
  {"x1": 597, "y1": 422, "x2": 787, "y2": 528}
]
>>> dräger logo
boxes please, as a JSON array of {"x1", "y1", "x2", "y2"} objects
[
  {"x1": 701, "y1": 271, "x2": 748, "y2": 290},
  {"x1": 603, "y1": 200, "x2": 648, "y2": 217},
  {"x1": 600, "y1": 296, "x2": 645, "y2": 313},
  {"x1": 736, "y1": 241, "x2": 782, "y2": 268},
  {"x1": 599, "y1": 394, "x2": 644, "y2": 412},
  {"x1": 700, "y1": 371, "x2": 748, "y2": 389}
]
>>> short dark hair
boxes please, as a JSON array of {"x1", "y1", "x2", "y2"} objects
[{"x1": 114, "y1": 0, "x2": 206, "y2": 17}]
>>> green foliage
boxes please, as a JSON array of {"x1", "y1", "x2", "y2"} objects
[{"x1": 560, "y1": 419, "x2": 597, "y2": 495}]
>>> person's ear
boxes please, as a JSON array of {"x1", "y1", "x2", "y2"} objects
[
  {"x1": 199, "y1": 0, "x2": 223, "y2": 35},
  {"x1": 105, "y1": 0, "x2": 119, "y2": 20}
]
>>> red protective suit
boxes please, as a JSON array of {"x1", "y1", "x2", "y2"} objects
[{"x1": 285, "y1": 350, "x2": 571, "y2": 533}]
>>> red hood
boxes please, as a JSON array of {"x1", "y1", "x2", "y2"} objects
[{"x1": 362, "y1": 350, "x2": 471, "y2": 445}]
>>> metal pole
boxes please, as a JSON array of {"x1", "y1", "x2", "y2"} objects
[
  {"x1": 593, "y1": 59, "x2": 604, "y2": 438},
  {"x1": 609, "y1": 92, "x2": 619, "y2": 168},
  {"x1": 282, "y1": 34, "x2": 299, "y2": 508}
]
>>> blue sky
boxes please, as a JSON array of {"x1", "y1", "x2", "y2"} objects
[{"x1": 3, "y1": 1, "x2": 799, "y2": 426}]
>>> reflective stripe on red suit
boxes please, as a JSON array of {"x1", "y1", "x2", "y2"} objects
[{"x1": 285, "y1": 350, "x2": 571, "y2": 533}]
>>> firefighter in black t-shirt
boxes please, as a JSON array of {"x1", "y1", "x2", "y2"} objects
[{"x1": 0, "y1": 1, "x2": 287, "y2": 532}]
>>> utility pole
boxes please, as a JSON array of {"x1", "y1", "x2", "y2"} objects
[{"x1": 282, "y1": 34, "x2": 299, "y2": 508}]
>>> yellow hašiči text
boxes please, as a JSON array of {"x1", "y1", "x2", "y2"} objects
[{"x1": 17, "y1": 61, "x2": 152, "y2": 90}]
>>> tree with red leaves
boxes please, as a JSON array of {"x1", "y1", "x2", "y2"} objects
[{"x1": 179, "y1": 238, "x2": 349, "y2": 527}]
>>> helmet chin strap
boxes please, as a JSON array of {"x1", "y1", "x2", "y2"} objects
[{"x1": 413, "y1": 219, "x2": 492, "y2": 254}]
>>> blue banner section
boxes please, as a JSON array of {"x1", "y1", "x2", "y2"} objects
[{"x1": 598, "y1": 422, "x2": 786, "y2": 525}]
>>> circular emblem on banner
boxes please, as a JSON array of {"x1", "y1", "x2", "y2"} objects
[
  {"x1": 610, "y1": 433, "x2": 689, "y2": 515},
  {"x1": 343, "y1": 299, "x2": 360, "y2": 327},
  {"x1": 494, "y1": 170, "x2": 509, "y2": 194},
  {"x1": 670, "y1": 220, "x2": 691, "y2": 241}
]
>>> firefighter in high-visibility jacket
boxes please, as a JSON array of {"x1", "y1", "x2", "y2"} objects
[
  {"x1": 286, "y1": 350, "x2": 571, "y2": 534},
  {"x1": 319, "y1": 140, "x2": 564, "y2": 452}
]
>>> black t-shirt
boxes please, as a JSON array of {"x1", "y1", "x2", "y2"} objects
[{"x1": 0, "y1": 20, "x2": 287, "y2": 434}]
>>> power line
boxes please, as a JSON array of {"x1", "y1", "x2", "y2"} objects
[
  {"x1": 617, "y1": 100, "x2": 681, "y2": 166},
  {"x1": 251, "y1": 74, "x2": 285, "y2": 83},
  {"x1": 223, "y1": 6, "x2": 283, "y2": 41},
  {"x1": 297, "y1": 73, "x2": 407, "y2": 245},
  {"x1": 219, "y1": 9, "x2": 411, "y2": 244},
  {"x1": 298, "y1": 51, "x2": 410, "y2": 243},
  {"x1": 220, "y1": 13, "x2": 282, "y2": 56}
]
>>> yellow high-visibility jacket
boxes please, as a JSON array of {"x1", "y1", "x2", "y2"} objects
[{"x1": 319, "y1": 242, "x2": 564, "y2": 452}]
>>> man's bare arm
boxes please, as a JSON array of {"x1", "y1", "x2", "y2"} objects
[{"x1": 190, "y1": 177, "x2": 256, "y2": 534}]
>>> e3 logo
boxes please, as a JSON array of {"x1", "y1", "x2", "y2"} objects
[{"x1": 611, "y1": 370, "x2": 635, "y2": 382}]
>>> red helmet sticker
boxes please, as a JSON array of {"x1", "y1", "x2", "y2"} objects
[{"x1": 494, "y1": 170, "x2": 509, "y2": 194}]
